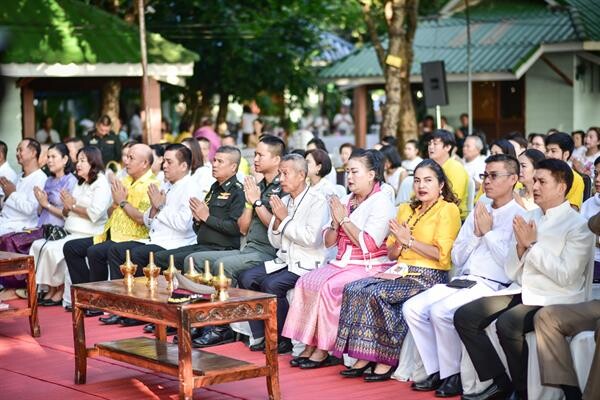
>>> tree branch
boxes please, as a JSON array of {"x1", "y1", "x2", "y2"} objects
[{"x1": 358, "y1": 0, "x2": 386, "y2": 69}]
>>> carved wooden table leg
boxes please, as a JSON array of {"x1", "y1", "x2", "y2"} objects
[
  {"x1": 155, "y1": 323, "x2": 167, "y2": 342},
  {"x1": 72, "y1": 296, "x2": 87, "y2": 384},
  {"x1": 26, "y1": 257, "x2": 40, "y2": 337},
  {"x1": 264, "y1": 298, "x2": 281, "y2": 400},
  {"x1": 177, "y1": 310, "x2": 194, "y2": 400}
]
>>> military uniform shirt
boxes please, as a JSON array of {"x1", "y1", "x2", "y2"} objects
[
  {"x1": 84, "y1": 131, "x2": 122, "y2": 164},
  {"x1": 193, "y1": 175, "x2": 245, "y2": 249},
  {"x1": 245, "y1": 175, "x2": 284, "y2": 255}
]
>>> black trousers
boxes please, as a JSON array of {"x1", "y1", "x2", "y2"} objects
[
  {"x1": 454, "y1": 294, "x2": 542, "y2": 396},
  {"x1": 106, "y1": 241, "x2": 165, "y2": 279},
  {"x1": 155, "y1": 243, "x2": 223, "y2": 271},
  {"x1": 238, "y1": 263, "x2": 299, "y2": 338},
  {"x1": 64, "y1": 237, "x2": 117, "y2": 284}
]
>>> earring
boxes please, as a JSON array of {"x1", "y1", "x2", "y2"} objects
[{"x1": 439, "y1": 189, "x2": 443, "y2": 195}]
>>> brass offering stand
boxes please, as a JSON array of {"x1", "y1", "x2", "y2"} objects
[
  {"x1": 143, "y1": 251, "x2": 161, "y2": 289},
  {"x1": 119, "y1": 249, "x2": 138, "y2": 289},
  {"x1": 163, "y1": 254, "x2": 178, "y2": 292},
  {"x1": 199, "y1": 260, "x2": 213, "y2": 285},
  {"x1": 212, "y1": 262, "x2": 231, "y2": 301},
  {"x1": 184, "y1": 257, "x2": 201, "y2": 282}
]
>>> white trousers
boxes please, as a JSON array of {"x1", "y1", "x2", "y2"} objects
[{"x1": 403, "y1": 275, "x2": 499, "y2": 379}]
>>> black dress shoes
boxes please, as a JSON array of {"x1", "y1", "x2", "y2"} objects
[
  {"x1": 299, "y1": 355, "x2": 343, "y2": 369},
  {"x1": 143, "y1": 324, "x2": 176, "y2": 336},
  {"x1": 172, "y1": 327, "x2": 207, "y2": 344},
  {"x1": 290, "y1": 357, "x2": 308, "y2": 367},
  {"x1": 119, "y1": 318, "x2": 145, "y2": 327},
  {"x1": 40, "y1": 299, "x2": 62, "y2": 306},
  {"x1": 413, "y1": 371, "x2": 442, "y2": 391},
  {"x1": 340, "y1": 362, "x2": 374, "y2": 378},
  {"x1": 99, "y1": 314, "x2": 123, "y2": 325},
  {"x1": 84, "y1": 309, "x2": 104, "y2": 317},
  {"x1": 249, "y1": 340, "x2": 265, "y2": 352},
  {"x1": 274, "y1": 339, "x2": 293, "y2": 354},
  {"x1": 435, "y1": 373, "x2": 462, "y2": 397},
  {"x1": 192, "y1": 326, "x2": 234, "y2": 348},
  {"x1": 363, "y1": 366, "x2": 395, "y2": 382},
  {"x1": 460, "y1": 383, "x2": 511, "y2": 400}
]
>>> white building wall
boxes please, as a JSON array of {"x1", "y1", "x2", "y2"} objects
[
  {"x1": 525, "y1": 53, "x2": 574, "y2": 134},
  {"x1": 573, "y1": 55, "x2": 600, "y2": 131},
  {"x1": 0, "y1": 78, "x2": 22, "y2": 170},
  {"x1": 427, "y1": 82, "x2": 468, "y2": 129}
]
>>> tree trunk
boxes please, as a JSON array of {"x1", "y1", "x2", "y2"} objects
[
  {"x1": 101, "y1": 79, "x2": 121, "y2": 129},
  {"x1": 216, "y1": 93, "x2": 229, "y2": 125},
  {"x1": 398, "y1": 0, "x2": 419, "y2": 143}
]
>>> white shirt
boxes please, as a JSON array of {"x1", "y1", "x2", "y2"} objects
[
  {"x1": 35, "y1": 128, "x2": 60, "y2": 144},
  {"x1": 241, "y1": 112, "x2": 257, "y2": 134},
  {"x1": 401, "y1": 157, "x2": 423, "y2": 174},
  {"x1": 0, "y1": 161, "x2": 18, "y2": 198},
  {"x1": 572, "y1": 146, "x2": 600, "y2": 174},
  {"x1": 506, "y1": 201, "x2": 595, "y2": 306},
  {"x1": 64, "y1": 173, "x2": 112, "y2": 236},
  {"x1": 463, "y1": 155, "x2": 486, "y2": 184},
  {"x1": 0, "y1": 169, "x2": 48, "y2": 235},
  {"x1": 332, "y1": 113, "x2": 354, "y2": 134},
  {"x1": 581, "y1": 195, "x2": 600, "y2": 262},
  {"x1": 267, "y1": 186, "x2": 329, "y2": 276},
  {"x1": 192, "y1": 165, "x2": 216, "y2": 201},
  {"x1": 142, "y1": 174, "x2": 197, "y2": 250},
  {"x1": 452, "y1": 199, "x2": 526, "y2": 287},
  {"x1": 311, "y1": 177, "x2": 339, "y2": 198}
]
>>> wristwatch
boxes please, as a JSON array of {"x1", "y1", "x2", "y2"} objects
[
  {"x1": 253, "y1": 199, "x2": 264, "y2": 208},
  {"x1": 119, "y1": 200, "x2": 128, "y2": 209}
]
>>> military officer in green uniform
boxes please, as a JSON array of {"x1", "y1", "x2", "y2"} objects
[
  {"x1": 155, "y1": 145, "x2": 246, "y2": 267},
  {"x1": 83, "y1": 115, "x2": 122, "y2": 164}
]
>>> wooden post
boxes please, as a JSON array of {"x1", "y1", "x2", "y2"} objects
[
  {"x1": 138, "y1": 0, "x2": 152, "y2": 143},
  {"x1": 353, "y1": 85, "x2": 367, "y2": 148},
  {"x1": 147, "y1": 77, "x2": 162, "y2": 144},
  {"x1": 21, "y1": 86, "x2": 35, "y2": 138}
]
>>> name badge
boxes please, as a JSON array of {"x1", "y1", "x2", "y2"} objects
[
  {"x1": 89, "y1": 139, "x2": 98, "y2": 145},
  {"x1": 217, "y1": 192, "x2": 231, "y2": 200},
  {"x1": 106, "y1": 140, "x2": 115, "y2": 144}
]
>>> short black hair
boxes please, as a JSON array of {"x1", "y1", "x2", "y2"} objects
[
  {"x1": 595, "y1": 155, "x2": 600, "y2": 167},
  {"x1": 485, "y1": 153, "x2": 520, "y2": 177},
  {"x1": 571, "y1": 130, "x2": 585, "y2": 141},
  {"x1": 349, "y1": 148, "x2": 385, "y2": 183},
  {"x1": 506, "y1": 132, "x2": 527, "y2": 149},
  {"x1": 545, "y1": 132, "x2": 575, "y2": 160},
  {"x1": 381, "y1": 135, "x2": 397, "y2": 147},
  {"x1": 306, "y1": 148, "x2": 332, "y2": 178},
  {"x1": 379, "y1": 145, "x2": 402, "y2": 169},
  {"x1": 48, "y1": 143, "x2": 75, "y2": 177},
  {"x1": 150, "y1": 143, "x2": 165, "y2": 158},
  {"x1": 97, "y1": 114, "x2": 111, "y2": 126},
  {"x1": 307, "y1": 138, "x2": 328, "y2": 152},
  {"x1": 339, "y1": 142, "x2": 355, "y2": 154},
  {"x1": 76, "y1": 146, "x2": 104, "y2": 185},
  {"x1": 490, "y1": 139, "x2": 517, "y2": 158},
  {"x1": 216, "y1": 145, "x2": 242, "y2": 168},
  {"x1": 431, "y1": 129, "x2": 456, "y2": 154},
  {"x1": 0, "y1": 140, "x2": 7, "y2": 160},
  {"x1": 536, "y1": 158, "x2": 574, "y2": 195},
  {"x1": 165, "y1": 143, "x2": 192, "y2": 170},
  {"x1": 520, "y1": 149, "x2": 545, "y2": 168},
  {"x1": 291, "y1": 149, "x2": 306, "y2": 157},
  {"x1": 528, "y1": 133, "x2": 546, "y2": 143},
  {"x1": 65, "y1": 137, "x2": 84, "y2": 145},
  {"x1": 24, "y1": 138, "x2": 42, "y2": 159},
  {"x1": 259, "y1": 135, "x2": 286, "y2": 157}
]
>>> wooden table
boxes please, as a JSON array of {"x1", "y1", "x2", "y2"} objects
[
  {"x1": 0, "y1": 251, "x2": 39, "y2": 337},
  {"x1": 71, "y1": 277, "x2": 280, "y2": 400}
]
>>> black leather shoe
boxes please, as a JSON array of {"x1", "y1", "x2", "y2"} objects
[
  {"x1": 99, "y1": 314, "x2": 123, "y2": 325},
  {"x1": 84, "y1": 309, "x2": 104, "y2": 317},
  {"x1": 273, "y1": 339, "x2": 293, "y2": 354},
  {"x1": 435, "y1": 373, "x2": 462, "y2": 397},
  {"x1": 290, "y1": 357, "x2": 308, "y2": 367},
  {"x1": 192, "y1": 326, "x2": 234, "y2": 348},
  {"x1": 173, "y1": 327, "x2": 207, "y2": 344},
  {"x1": 249, "y1": 340, "x2": 265, "y2": 352},
  {"x1": 363, "y1": 366, "x2": 395, "y2": 382},
  {"x1": 119, "y1": 318, "x2": 145, "y2": 327},
  {"x1": 460, "y1": 383, "x2": 511, "y2": 400},
  {"x1": 143, "y1": 323, "x2": 155, "y2": 333},
  {"x1": 299, "y1": 355, "x2": 342, "y2": 369},
  {"x1": 414, "y1": 372, "x2": 442, "y2": 391},
  {"x1": 340, "y1": 362, "x2": 375, "y2": 378},
  {"x1": 64, "y1": 305, "x2": 73, "y2": 312}
]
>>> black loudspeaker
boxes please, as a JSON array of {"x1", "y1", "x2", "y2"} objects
[{"x1": 421, "y1": 61, "x2": 449, "y2": 108}]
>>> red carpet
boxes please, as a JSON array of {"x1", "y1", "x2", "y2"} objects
[{"x1": 0, "y1": 299, "x2": 449, "y2": 399}]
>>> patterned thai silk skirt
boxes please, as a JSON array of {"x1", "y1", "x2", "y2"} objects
[{"x1": 332, "y1": 266, "x2": 448, "y2": 366}]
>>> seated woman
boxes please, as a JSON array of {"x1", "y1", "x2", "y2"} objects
[
  {"x1": 282, "y1": 149, "x2": 397, "y2": 369},
  {"x1": 0, "y1": 143, "x2": 77, "y2": 301},
  {"x1": 305, "y1": 148, "x2": 338, "y2": 198},
  {"x1": 514, "y1": 149, "x2": 544, "y2": 210},
  {"x1": 332, "y1": 159, "x2": 461, "y2": 382},
  {"x1": 32, "y1": 146, "x2": 111, "y2": 306}
]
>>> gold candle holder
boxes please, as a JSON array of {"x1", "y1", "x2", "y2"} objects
[
  {"x1": 212, "y1": 262, "x2": 231, "y2": 301},
  {"x1": 119, "y1": 249, "x2": 138, "y2": 289},
  {"x1": 143, "y1": 251, "x2": 161, "y2": 289},
  {"x1": 184, "y1": 257, "x2": 201, "y2": 283},
  {"x1": 163, "y1": 254, "x2": 178, "y2": 292},
  {"x1": 200, "y1": 260, "x2": 213, "y2": 285}
]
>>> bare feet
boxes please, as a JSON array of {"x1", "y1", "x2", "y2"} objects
[
  {"x1": 308, "y1": 348, "x2": 328, "y2": 362},
  {"x1": 373, "y1": 363, "x2": 392, "y2": 374},
  {"x1": 352, "y1": 359, "x2": 370, "y2": 369},
  {"x1": 298, "y1": 345, "x2": 315, "y2": 359}
]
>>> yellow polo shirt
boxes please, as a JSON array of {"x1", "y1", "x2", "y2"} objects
[
  {"x1": 94, "y1": 169, "x2": 159, "y2": 244},
  {"x1": 442, "y1": 158, "x2": 470, "y2": 220},
  {"x1": 567, "y1": 169, "x2": 584, "y2": 210}
]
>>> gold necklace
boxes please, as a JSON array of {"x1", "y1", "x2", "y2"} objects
[{"x1": 405, "y1": 199, "x2": 439, "y2": 232}]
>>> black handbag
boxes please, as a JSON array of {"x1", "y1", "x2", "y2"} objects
[{"x1": 42, "y1": 224, "x2": 68, "y2": 241}]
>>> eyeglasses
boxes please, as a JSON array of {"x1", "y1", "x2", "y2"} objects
[{"x1": 479, "y1": 172, "x2": 514, "y2": 181}]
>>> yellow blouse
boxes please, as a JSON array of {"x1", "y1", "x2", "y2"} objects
[
  {"x1": 387, "y1": 200, "x2": 461, "y2": 271},
  {"x1": 94, "y1": 169, "x2": 159, "y2": 244}
]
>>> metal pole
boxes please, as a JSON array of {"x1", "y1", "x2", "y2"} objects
[
  {"x1": 138, "y1": 0, "x2": 152, "y2": 144},
  {"x1": 465, "y1": 0, "x2": 473, "y2": 136},
  {"x1": 435, "y1": 105, "x2": 442, "y2": 130}
]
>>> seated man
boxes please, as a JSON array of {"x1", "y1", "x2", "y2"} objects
[
  {"x1": 99, "y1": 144, "x2": 197, "y2": 326},
  {"x1": 532, "y1": 181, "x2": 600, "y2": 400},
  {"x1": 154, "y1": 145, "x2": 246, "y2": 267},
  {"x1": 238, "y1": 154, "x2": 328, "y2": 354},
  {"x1": 64, "y1": 144, "x2": 159, "y2": 316},
  {"x1": 403, "y1": 154, "x2": 526, "y2": 397},
  {"x1": 545, "y1": 132, "x2": 584, "y2": 210},
  {"x1": 454, "y1": 159, "x2": 594, "y2": 400},
  {"x1": 183, "y1": 135, "x2": 286, "y2": 347}
]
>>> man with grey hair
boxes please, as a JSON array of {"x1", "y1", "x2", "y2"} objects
[
  {"x1": 239, "y1": 154, "x2": 329, "y2": 353},
  {"x1": 462, "y1": 135, "x2": 487, "y2": 190}
]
